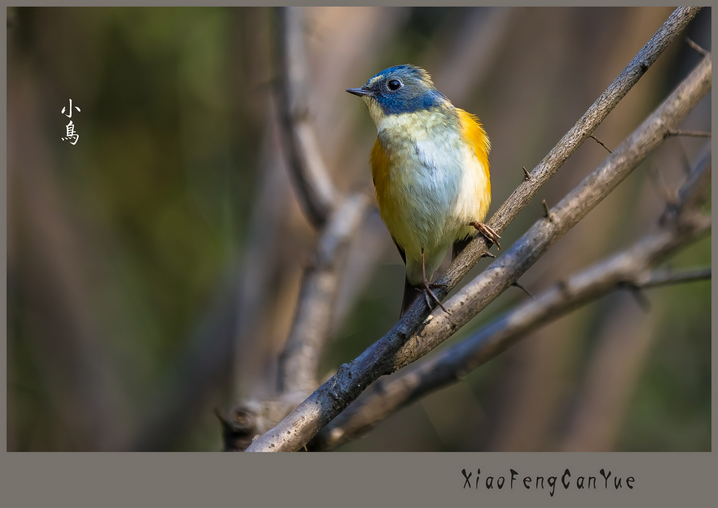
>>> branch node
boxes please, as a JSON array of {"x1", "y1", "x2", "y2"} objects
[{"x1": 481, "y1": 251, "x2": 496, "y2": 259}]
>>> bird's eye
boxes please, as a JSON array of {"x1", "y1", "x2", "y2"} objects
[{"x1": 387, "y1": 79, "x2": 402, "y2": 91}]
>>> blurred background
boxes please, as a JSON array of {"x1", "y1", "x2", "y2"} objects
[{"x1": 7, "y1": 6, "x2": 710, "y2": 451}]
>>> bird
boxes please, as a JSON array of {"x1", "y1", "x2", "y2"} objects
[{"x1": 347, "y1": 64, "x2": 500, "y2": 317}]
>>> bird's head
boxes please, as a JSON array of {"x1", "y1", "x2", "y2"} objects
[{"x1": 347, "y1": 64, "x2": 447, "y2": 125}]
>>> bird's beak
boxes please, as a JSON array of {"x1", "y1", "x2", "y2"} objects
[{"x1": 346, "y1": 87, "x2": 372, "y2": 97}]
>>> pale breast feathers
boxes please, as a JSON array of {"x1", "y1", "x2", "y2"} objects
[{"x1": 370, "y1": 107, "x2": 491, "y2": 264}]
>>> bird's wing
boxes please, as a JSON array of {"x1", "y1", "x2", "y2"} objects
[
  {"x1": 391, "y1": 235, "x2": 406, "y2": 264},
  {"x1": 401, "y1": 276, "x2": 420, "y2": 317},
  {"x1": 370, "y1": 137, "x2": 392, "y2": 211},
  {"x1": 452, "y1": 236, "x2": 472, "y2": 262}
]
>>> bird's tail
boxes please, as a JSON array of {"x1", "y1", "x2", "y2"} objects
[{"x1": 401, "y1": 276, "x2": 421, "y2": 317}]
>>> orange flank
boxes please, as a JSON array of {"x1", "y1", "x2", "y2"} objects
[
  {"x1": 369, "y1": 106, "x2": 492, "y2": 262},
  {"x1": 456, "y1": 108, "x2": 491, "y2": 196}
]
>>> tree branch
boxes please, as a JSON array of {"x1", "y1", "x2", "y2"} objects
[
  {"x1": 277, "y1": 193, "x2": 369, "y2": 394},
  {"x1": 277, "y1": 7, "x2": 338, "y2": 228},
  {"x1": 391, "y1": 54, "x2": 710, "y2": 371},
  {"x1": 220, "y1": 8, "x2": 371, "y2": 450},
  {"x1": 442, "y1": 6, "x2": 701, "y2": 297},
  {"x1": 311, "y1": 157, "x2": 711, "y2": 450},
  {"x1": 221, "y1": 198, "x2": 369, "y2": 451},
  {"x1": 245, "y1": 8, "x2": 706, "y2": 452},
  {"x1": 315, "y1": 256, "x2": 710, "y2": 449}
]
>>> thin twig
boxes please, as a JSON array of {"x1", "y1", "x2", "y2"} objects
[
  {"x1": 686, "y1": 36, "x2": 709, "y2": 57},
  {"x1": 666, "y1": 129, "x2": 711, "y2": 138},
  {"x1": 639, "y1": 266, "x2": 710, "y2": 289},
  {"x1": 660, "y1": 148, "x2": 711, "y2": 225},
  {"x1": 522, "y1": 166, "x2": 531, "y2": 181},
  {"x1": 589, "y1": 134, "x2": 613, "y2": 153},
  {"x1": 542, "y1": 199, "x2": 553, "y2": 221},
  {"x1": 245, "y1": 7, "x2": 704, "y2": 453},
  {"x1": 512, "y1": 281, "x2": 534, "y2": 299}
]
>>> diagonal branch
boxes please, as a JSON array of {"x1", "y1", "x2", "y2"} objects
[
  {"x1": 440, "y1": 6, "x2": 701, "y2": 298},
  {"x1": 246, "y1": 8, "x2": 706, "y2": 452},
  {"x1": 391, "y1": 55, "x2": 710, "y2": 372},
  {"x1": 314, "y1": 258, "x2": 711, "y2": 448},
  {"x1": 311, "y1": 157, "x2": 711, "y2": 450}
]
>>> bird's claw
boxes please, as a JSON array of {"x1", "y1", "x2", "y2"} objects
[
  {"x1": 470, "y1": 221, "x2": 501, "y2": 250},
  {"x1": 422, "y1": 279, "x2": 449, "y2": 314}
]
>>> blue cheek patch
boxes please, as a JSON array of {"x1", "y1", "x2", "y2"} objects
[{"x1": 377, "y1": 90, "x2": 445, "y2": 116}]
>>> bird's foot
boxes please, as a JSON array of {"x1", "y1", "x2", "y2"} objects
[
  {"x1": 470, "y1": 221, "x2": 501, "y2": 250},
  {"x1": 419, "y1": 279, "x2": 449, "y2": 314}
]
